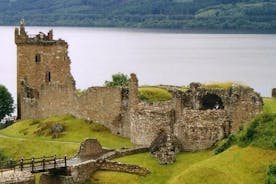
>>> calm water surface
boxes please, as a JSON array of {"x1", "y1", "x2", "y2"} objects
[{"x1": 0, "y1": 26, "x2": 276, "y2": 100}]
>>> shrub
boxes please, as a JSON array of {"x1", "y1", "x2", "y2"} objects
[
  {"x1": 237, "y1": 113, "x2": 276, "y2": 149},
  {"x1": 0, "y1": 84, "x2": 14, "y2": 121},
  {"x1": 215, "y1": 134, "x2": 236, "y2": 154},
  {"x1": 266, "y1": 164, "x2": 276, "y2": 184},
  {"x1": 104, "y1": 73, "x2": 129, "y2": 87},
  {"x1": 238, "y1": 115, "x2": 261, "y2": 146}
]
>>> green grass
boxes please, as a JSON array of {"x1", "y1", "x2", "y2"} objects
[
  {"x1": 91, "y1": 146, "x2": 276, "y2": 184},
  {"x1": 202, "y1": 82, "x2": 235, "y2": 89},
  {"x1": 264, "y1": 98, "x2": 276, "y2": 113},
  {"x1": 237, "y1": 113, "x2": 276, "y2": 150},
  {"x1": 0, "y1": 138, "x2": 78, "y2": 159},
  {"x1": 138, "y1": 87, "x2": 172, "y2": 102},
  {"x1": 91, "y1": 150, "x2": 213, "y2": 184},
  {"x1": 0, "y1": 114, "x2": 133, "y2": 149},
  {"x1": 169, "y1": 146, "x2": 276, "y2": 184}
]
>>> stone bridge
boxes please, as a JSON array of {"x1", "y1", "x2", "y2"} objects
[{"x1": 0, "y1": 139, "x2": 150, "y2": 184}]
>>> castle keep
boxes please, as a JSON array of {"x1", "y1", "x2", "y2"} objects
[{"x1": 15, "y1": 21, "x2": 263, "y2": 151}]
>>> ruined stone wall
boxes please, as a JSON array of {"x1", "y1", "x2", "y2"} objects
[
  {"x1": 175, "y1": 84, "x2": 263, "y2": 132},
  {"x1": 0, "y1": 171, "x2": 35, "y2": 184},
  {"x1": 21, "y1": 84, "x2": 127, "y2": 135},
  {"x1": 73, "y1": 87, "x2": 125, "y2": 135},
  {"x1": 129, "y1": 84, "x2": 262, "y2": 151},
  {"x1": 68, "y1": 160, "x2": 98, "y2": 184},
  {"x1": 272, "y1": 88, "x2": 276, "y2": 98},
  {"x1": 226, "y1": 85, "x2": 263, "y2": 131},
  {"x1": 99, "y1": 160, "x2": 150, "y2": 176},
  {"x1": 174, "y1": 109, "x2": 230, "y2": 151},
  {"x1": 130, "y1": 102, "x2": 174, "y2": 146},
  {"x1": 130, "y1": 106, "x2": 230, "y2": 151}
]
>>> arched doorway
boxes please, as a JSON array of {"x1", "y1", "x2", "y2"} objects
[{"x1": 201, "y1": 94, "x2": 224, "y2": 110}]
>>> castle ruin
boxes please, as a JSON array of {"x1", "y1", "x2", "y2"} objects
[{"x1": 15, "y1": 20, "x2": 263, "y2": 151}]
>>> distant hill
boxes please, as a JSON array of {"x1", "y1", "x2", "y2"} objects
[{"x1": 0, "y1": 0, "x2": 276, "y2": 32}]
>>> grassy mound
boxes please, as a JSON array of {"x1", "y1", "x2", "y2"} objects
[
  {"x1": 169, "y1": 146, "x2": 276, "y2": 184},
  {"x1": 92, "y1": 150, "x2": 213, "y2": 184},
  {"x1": 0, "y1": 115, "x2": 133, "y2": 153},
  {"x1": 91, "y1": 146, "x2": 276, "y2": 184},
  {"x1": 0, "y1": 115, "x2": 133, "y2": 161},
  {"x1": 138, "y1": 86, "x2": 172, "y2": 102},
  {"x1": 237, "y1": 113, "x2": 276, "y2": 150}
]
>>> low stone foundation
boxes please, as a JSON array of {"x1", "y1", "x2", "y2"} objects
[
  {"x1": 99, "y1": 147, "x2": 149, "y2": 160},
  {"x1": 0, "y1": 170, "x2": 35, "y2": 184},
  {"x1": 99, "y1": 160, "x2": 150, "y2": 176}
]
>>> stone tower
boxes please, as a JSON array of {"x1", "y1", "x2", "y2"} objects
[{"x1": 15, "y1": 19, "x2": 74, "y2": 119}]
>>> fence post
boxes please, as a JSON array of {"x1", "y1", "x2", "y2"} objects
[
  {"x1": 64, "y1": 155, "x2": 67, "y2": 167},
  {"x1": 20, "y1": 158, "x2": 23, "y2": 171},
  {"x1": 9, "y1": 159, "x2": 13, "y2": 168},
  {"x1": 54, "y1": 155, "x2": 57, "y2": 168},
  {"x1": 31, "y1": 157, "x2": 34, "y2": 172},
  {"x1": 42, "y1": 156, "x2": 45, "y2": 171}
]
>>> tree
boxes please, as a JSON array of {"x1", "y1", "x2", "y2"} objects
[
  {"x1": 0, "y1": 85, "x2": 14, "y2": 121},
  {"x1": 104, "y1": 73, "x2": 129, "y2": 87}
]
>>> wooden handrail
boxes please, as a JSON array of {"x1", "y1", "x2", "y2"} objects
[{"x1": 0, "y1": 155, "x2": 69, "y2": 172}]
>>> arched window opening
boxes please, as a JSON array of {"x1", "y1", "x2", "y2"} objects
[
  {"x1": 201, "y1": 94, "x2": 224, "y2": 110},
  {"x1": 45, "y1": 71, "x2": 51, "y2": 82}
]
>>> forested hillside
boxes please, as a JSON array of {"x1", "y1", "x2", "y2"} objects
[{"x1": 0, "y1": 0, "x2": 276, "y2": 32}]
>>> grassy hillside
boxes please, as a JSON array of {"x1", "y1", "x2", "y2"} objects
[
  {"x1": 0, "y1": 114, "x2": 133, "y2": 159},
  {"x1": 92, "y1": 150, "x2": 214, "y2": 184},
  {"x1": 0, "y1": 0, "x2": 275, "y2": 32},
  {"x1": 169, "y1": 146, "x2": 276, "y2": 184},
  {"x1": 0, "y1": 114, "x2": 133, "y2": 149},
  {"x1": 91, "y1": 146, "x2": 276, "y2": 184}
]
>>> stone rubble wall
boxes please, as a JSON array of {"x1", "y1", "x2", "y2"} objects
[
  {"x1": 68, "y1": 160, "x2": 98, "y2": 184},
  {"x1": 175, "y1": 109, "x2": 230, "y2": 151},
  {"x1": 130, "y1": 103, "x2": 174, "y2": 146},
  {"x1": 99, "y1": 160, "x2": 150, "y2": 176},
  {"x1": 0, "y1": 171, "x2": 35, "y2": 184},
  {"x1": 73, "y1": 87, "x2": 124, "y2": 135},
  {"x1": 98, "y1": 147, "x2": 149, "y2": 160}
]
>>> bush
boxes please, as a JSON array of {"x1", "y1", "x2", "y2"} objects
[
  {"x1": 215, "y1": 134, "x2": 236, "y2": 154},
  {"x1": 237, "y1": 113, "x2": 276, "y2": 149},
  {"x1": 266, "y1": 164, "x2": 276, "y2": 184},
  {"x1": 104, "y1": 73, "x2": 129, "y2": 87},
  {"x1": 0, "y1": 84, "x2": 14, "y2": 121},
  {"x1": 238, "y1": 120, "x2": 259, "y2": 146}
]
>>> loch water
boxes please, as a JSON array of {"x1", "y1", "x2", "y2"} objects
[{"x1": 1, "y1": 26, "x2": 276, "y2": 99}]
